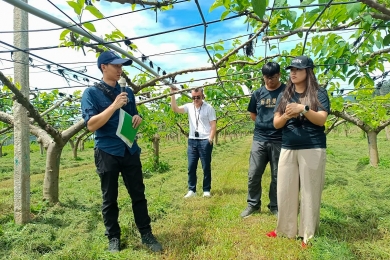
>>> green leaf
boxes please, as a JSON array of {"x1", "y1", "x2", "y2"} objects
[
  {"x1": 77, "y1": 0, "x2": 84, "y2": 8},
  {"x1": 300, "y1": 0, "x2": 315, "y2": 5},
  {"x1": 131, "y1": 4, "x2": 136, "y2": 11},
  {"x1": 221, "y1": 9, "x2": 230, "y2": 20},
  {"x1": 349, "y1": 74, "x2": 357, "y2": 85},
  {"x1": 346, "y1": 3, "x2": 362, "y2": 20},
  {"x1": 383, "y1": 34, "x2": 390, "y2": 46},
  {"x1": 342, "y1": 64, "x2": 348, "y2": 74},
  {"x1": 353, "y1": 75, "x2": 361, "y2": 87},
  {"x1": 83, "y1": 22, "x2": 96, "y2": 32},
  {"x1": 252, "y1": 0, "x2": 266, "y2": 19},
  {"x1": 222, "y1": 0, "x2": 231, "y2": 8},
  {"x1": 85, "y1": 5, "x2": 104, "y2": 19},
  {"x1": 209, "y1": 0, "x2": 223, "y2": 12},
  {"x1": 59, "y1": 29, "x2": 71, "y2": 40},
  {"x1": 67, "y1": 1, "x2": 82, "y2": 15},
  {"x1": 215, "y1": 45, "x2": 225, "y2": 51}
]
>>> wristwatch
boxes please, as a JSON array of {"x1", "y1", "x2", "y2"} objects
[{"x1": 301, "y1": 105, "x2": 310, "y2": 114}]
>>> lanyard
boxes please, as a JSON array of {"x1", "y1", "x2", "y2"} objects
[{"x1": 194, "y1": 103, "x2": 203, "y2": 130}]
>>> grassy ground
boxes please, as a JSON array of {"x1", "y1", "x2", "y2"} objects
[{"x1": 0, "y1": 130, "x2": 389, "y2": 259}]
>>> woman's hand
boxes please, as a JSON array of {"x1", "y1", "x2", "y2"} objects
[{"x1": 285, "y1": 103, "x2": 304, "y2": 116}]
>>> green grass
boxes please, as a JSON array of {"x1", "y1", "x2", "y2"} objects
[{"x1": 0, "y1": 130, "x2": 389, "y2": 259}]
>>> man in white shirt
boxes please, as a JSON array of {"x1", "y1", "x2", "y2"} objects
[{"x1": 170, "y1": 87, "x2": 217, "y2": 198}]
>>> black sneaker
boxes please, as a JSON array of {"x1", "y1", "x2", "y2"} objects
[
  {"x1": 108, "y1": 238, "x2": 120, "y2": 253},
  {"x1": 240, "y1": 206, "x2": 259, "y2": 218},
  {"x1": 141, "y1": 232, "x2": 163, "y2": 252}
]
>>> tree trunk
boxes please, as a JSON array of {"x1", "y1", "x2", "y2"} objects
[
  {"x1": 0, "y1": 144, "x2": 2, "y2": 157},
  {"x1": 39, "y1": 142, "x2": 44, "y2": 155},
  {"x1": 68, "y1": 139, "x2": 74, "y2": 149},
  {"x1": 73, "y1": 131, "x2": 88, "y2": 159},
  {"x1": 385, "y1": 126, "x2": 390, "y2": 141},
  {"x1": 367, "y1": 131, "x2": 379, "y2": 167},
  {"x1": 215, "y1": 132, "x2": 218, "y2": 145},
  {"x1": 43, "y1": 142, "x2": 64, "y2": 203},
  {"x1": 152, "y1": 134, "x2": 160, "y2": 168}
]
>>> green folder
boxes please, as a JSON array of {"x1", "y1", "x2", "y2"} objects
[{"x1": 116, "y1": 109, "x2": 139, "y2": 148}]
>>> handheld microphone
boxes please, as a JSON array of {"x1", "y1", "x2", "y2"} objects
[{"x1": 121, "y1": 86, "x2": 126, "y2": 93}]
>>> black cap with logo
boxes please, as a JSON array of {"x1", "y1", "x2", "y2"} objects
[{"x1": 285, "y1": 56, "x2": 315, "y2": 70}]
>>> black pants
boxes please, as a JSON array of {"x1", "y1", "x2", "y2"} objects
[
  {"x1": 247, "y1": 141, "x2": 281, "y2": 211},
  {"x1": 94, "y1": 148, "x2": 151, "y2": 240}
]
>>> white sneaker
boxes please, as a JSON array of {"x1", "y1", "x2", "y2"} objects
[
  {"x1": 203, "y1": 191, "x2": 211, "y2": 197},
  {"x1": 184, "y1": 190, "x2": 196, "y2": 198}
]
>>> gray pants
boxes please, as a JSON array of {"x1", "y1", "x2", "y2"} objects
[
  {"x1": 246, "y1": 141, "x2": 281, "y2": 211},
  {"x1": 276, "y1": 148, "x2": 326, "y2": 243}
]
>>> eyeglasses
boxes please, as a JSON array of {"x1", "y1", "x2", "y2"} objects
[
  {"x1": 192, "y1": 96, "x2": 202, "y2": 100},
  {"x1": 264, "y1": 75, "x2": 279, "y2": 81}
]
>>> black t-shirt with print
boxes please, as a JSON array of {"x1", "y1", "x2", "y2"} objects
[
  {"x1": 247, "y1": 84, "x2": 286, "y2": 142},
  {"x1": 274, "y1": 87, "x2": 330, "y2": 149}
]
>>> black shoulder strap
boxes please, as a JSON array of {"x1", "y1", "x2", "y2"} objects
[{"x1": 94, "y1": 82, "x2": 117, "y2": 102}]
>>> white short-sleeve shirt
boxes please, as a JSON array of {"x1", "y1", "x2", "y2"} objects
[{"x1": 182, "y1": 101, "x2": 216, "y2": 139}]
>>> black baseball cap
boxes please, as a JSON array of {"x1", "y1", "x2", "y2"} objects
[
  {"x1": 97, "y1": 51, "x2": 132, "y2": 69},
  {"x1": 286, "y1": 56, "x2": 315, "y2": 69}
]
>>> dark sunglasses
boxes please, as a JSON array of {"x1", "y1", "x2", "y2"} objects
[{"x1": 192, "y1": 96, "x2": 202, "y2": 100}]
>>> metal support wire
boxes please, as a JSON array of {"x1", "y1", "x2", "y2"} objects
[
  {"x1": 302, "y1": 0, "x2": 334, "y2": 55},
  {"x1": 3, "y1": 0, "x2": 176, "y2": 89},
  {"x1": 0, "y1": 41, "x2": 99, "y2": 82},
  {"x1": 194, "y1": 0, "x2": 242, "y2": 111}
]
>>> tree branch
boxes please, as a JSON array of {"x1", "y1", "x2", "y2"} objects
[
  {"x1": 377, "y1": 119, "x2": 390, "y2": 133},
  {"x1": 30, "y1": 124, "x2": 53, "y2": 149},
  {"x1": 331, "y1": 110, "x2": 371, "y2": 132},
  {"x1": 0, "y1": 72, "x2": 65, "y2": 145},
  {"x1": 0, "y1": 111, "x2": 13, "y2": 125},
  {"x1": 371, "y1": 12, "x2": 390, "y2": 21},
  {"x1": 175, "y1": 122, "x2": 188, "y2": 137},
  {"x1": 138, "y1": 66, "x2": 215, "y2": 89},
  {"x1": 0, "y1": 126, "x2": 12, "y2": 135},
  {"x1": 216, "y1": 117, "x2": 247, "y2": 134},
  {"x1": 96, "y1": 0, "x2": 174, "y2": 6},
  {"x1": 230, "y1": 54, "x2": 295, "y2": 66},
  {"x1": 40, "y1": 97, "x2": 72, "y2": 117},
  {"x1": 262, "y1": 21, "x2": 360, "y2": 41},
  {"x1": 0, "y1": 111, "x2": 53, "y2": 148},
  {"x1": 137, "y1": 25, "x2": 267, "y2": 89},
  {"x1": 359, "y1": 0, "x2": 390, "y2": 17},
  {"x1": 216, "y1": 24, "x2": 267, "y2": 67},
  {"x1": 62, "y1": 119, "x2": 86, "y2": 142},
  {"x1": 358, "y1": 48, "x2": 390, "y2": 66}
]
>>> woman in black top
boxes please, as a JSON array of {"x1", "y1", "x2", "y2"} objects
[{"x1": 267, "y1": 56, "x2": 330, "y2": 247}]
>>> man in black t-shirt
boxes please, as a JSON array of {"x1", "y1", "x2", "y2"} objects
[{"x1": 241, "y1": 62, "x2": 286, "y2": 218}]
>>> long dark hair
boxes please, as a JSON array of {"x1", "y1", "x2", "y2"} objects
[{"x1": 275, "y1": 68, "x2": 322, "y2": 113}]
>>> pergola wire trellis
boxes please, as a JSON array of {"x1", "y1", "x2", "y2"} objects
[{"x1": 0, "y1": 0, "x2": 388, "y2": 103}]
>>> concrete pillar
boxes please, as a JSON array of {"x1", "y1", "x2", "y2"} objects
[{"x1": 13, "y1": 0, "x2": 30, "y2": 224}]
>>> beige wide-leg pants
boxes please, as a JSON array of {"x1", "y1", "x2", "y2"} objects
[{"x1": 276, "y1": 148, "x2": 326, "y2": 243}]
